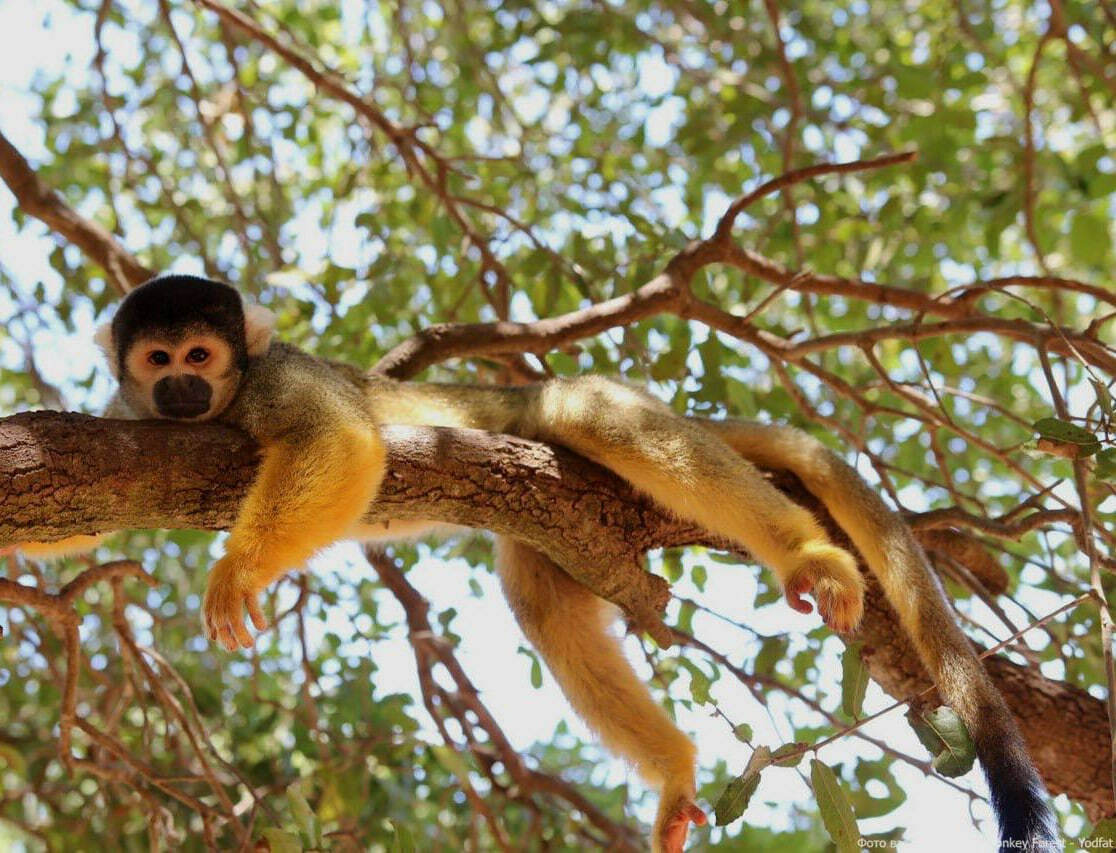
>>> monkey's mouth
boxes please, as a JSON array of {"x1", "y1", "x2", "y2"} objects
[{"x1": 155, "y1": 405, "x2": 212, "y2": 421}]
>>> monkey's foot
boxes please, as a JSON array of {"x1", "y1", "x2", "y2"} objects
[
  {"x1": 202, "y1": 556, "x2": 269, "y2": 651},
  {"x1": 784, "y1": 543, "x2": 864, "y2": 633},
  {"x1": 654, "y1": 796, "x2": 706, "y2": 853}
]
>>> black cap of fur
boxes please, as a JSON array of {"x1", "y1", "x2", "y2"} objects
[{"x1": 112, "y1": 275, "x2": 247, "y2": 369}]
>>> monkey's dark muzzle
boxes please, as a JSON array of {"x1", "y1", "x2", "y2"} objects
[{"x1": 153, "y1": 375, "x2": 213, "y2": 419}]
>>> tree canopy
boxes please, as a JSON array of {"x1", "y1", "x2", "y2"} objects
[{"x1": 0, "y1": 0, "x2": 1114, "y2": 850}]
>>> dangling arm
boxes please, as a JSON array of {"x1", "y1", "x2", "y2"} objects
[{"x1": 203, "y1": 359, "x2": 386, "y2": 650}]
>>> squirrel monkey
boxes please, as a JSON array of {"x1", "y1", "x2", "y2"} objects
[{"x1": 23, "y1": 274, "x2": 1052, "y2": 851}]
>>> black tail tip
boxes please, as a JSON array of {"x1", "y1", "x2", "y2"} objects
[
  {"x1": 994, "y1": 785, "x2": 1059, "y2": 851},
  {"x1": 983, "y1": 741, "x2": 1060, "y2": 851}
]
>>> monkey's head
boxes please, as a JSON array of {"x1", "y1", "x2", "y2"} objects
[{"x1": 95, "y1": 275, "x2": 275, "y2": 421}]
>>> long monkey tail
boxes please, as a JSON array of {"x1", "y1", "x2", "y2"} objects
[{"x1": 702, "y1": 419, "x2": 1058, "y2": 850}]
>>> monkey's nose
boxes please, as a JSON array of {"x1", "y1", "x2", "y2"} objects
[{"x1": 153, "y1": 375, "x2": 212, "y2": 419}]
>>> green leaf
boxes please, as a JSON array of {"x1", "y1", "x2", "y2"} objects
[
  {"x1": 1034, "y1": 417, "x2": 1100, "y2": 446},
  {"x1": 0, "y1": 742, "x2": 26, "y2": 774},
  {"x1": 1091, "y1": 380, "x2": 1114, "y2": 417},
  {"x1": 732, "y1": 723, "x2": 754, "y2": 743},
  {"x1": 691, "y1": 563, "x2": 708, "y2": 592},
  {"x1": 754, "y1": 636, "x2": 789, "y2": 676},
  {"x1": 771, "y1": 742, "x2": 806, "y2": 767},
  {"x1": 850, "y1": 758, "x2": 908, "y2": 818},
  {"x1": 713, "y1": 772, "x2": 762, "y2": 827},
  {"x1": 1069, "y1": 212, "x2": 1112, "y2": 266},
  {"x1": 713, "y1": 746, "x2": 772, "y2": 826},
  {"x1": 431, "y1": 744, "x2": 472, "y2": 782},
  {"x1": 906, "y1": 706, "x2": 977, "y2": 777},
  {"x1": 676, "y1": 599, "x2": 697, "y2": 634},
  {"x1": 1089, "y1": 818, "x2": 1116, "y2": 844},
  {"x1": 286, "y1": 782, "x2": 321, "y2": 847},
  {"x1": 1033, "y1": 417, "x2": 1101, "y2": 457},
  {"x1": 260, "y1": 828, "x2": 303, "y2": 853},
  {"x1": 841, "y1": 641, "x2": 869, "y2": 719},
  {"x1": 810, "y1": 760, "x2": 861, "y2": 853},
  {"x1": 518, "y1": 647, "x2": 544, "y2": 689},
  {"x1": 681, "y1": 659, "x2": 713, "y2": 705},
  {"x1": 663, "y1": 550, "x2": 684, "y2": 583},
  {"x1": 390, "y1": 821, "x2": 418, "y2": 853},
  {"x1": 1096, "y1": 448, "x2": 1116, "y2": 481}
]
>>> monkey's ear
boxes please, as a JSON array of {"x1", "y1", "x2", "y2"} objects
[
  {"x1": 243, "y1": 302, "x2": 275, "y2": 358},
  {"x1": 93, "y1": 323, "x2": 119, "y2": 378}
]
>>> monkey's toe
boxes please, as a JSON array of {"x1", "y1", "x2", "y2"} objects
[
  {"x1": 655, "y1": 798, "x2": 706, "y2": 853},
  {"x1": 783, "y1": 574, "x2": 816, "y2": 615},
  {"x1": 785, "y1": 544, "x2": 864, "y2": 633},
  {"x1": 814, "y1": 575, "x2": 863, "y2": 633}
]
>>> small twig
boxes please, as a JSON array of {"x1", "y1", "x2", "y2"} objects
[{"x1": 712, "y1": 150, "x2": 917, "y2": 242}]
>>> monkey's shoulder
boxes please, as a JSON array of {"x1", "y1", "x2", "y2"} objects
[{"x1": 219, "y1": 342, "x2": 372, "y2": 438}]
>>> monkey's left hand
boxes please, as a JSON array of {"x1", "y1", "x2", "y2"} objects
[{"x1": 203, "y1": 555, "x2": 269, "y2": 650}]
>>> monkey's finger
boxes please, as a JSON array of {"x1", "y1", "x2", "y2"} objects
[
  {"x1": 218, "y1": 623, "x2": 238, "y2": 652},
  {"x1": 246, "y1": 596, "x2": 268, "y2": 632},
  {"x1": 231, "y1": 608, "x2": 255, "y2": 649},
  {"x1": 203, "y1": 608, "x2": 220, "y2": 643}
]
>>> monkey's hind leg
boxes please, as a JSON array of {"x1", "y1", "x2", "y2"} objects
[
  {"x1": 495, "y1": 537, "x2": 706, "y2": 853},
  {"x1": 530, "y1": 377, "x2": 863, "y2": 632},
  {"x1": 204, "y1": 423, "x2": 386, "y2": 650}
]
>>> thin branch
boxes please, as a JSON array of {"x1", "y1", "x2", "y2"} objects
[
  {"x1": 712, "y1": 150, "x2": 917, "y2": 242},
  {"x1": 0, "y1": 129, "x2": 151, "y2": 293},
  {"x1": 1021, "y1": 29, "x2": 1053, "y2": 274}
]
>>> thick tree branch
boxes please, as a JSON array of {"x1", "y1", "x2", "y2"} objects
[
  {"x1": 1, "y1": 411, "x2": 1110, "y2": 813},
  {"x1": 0, "y1": 412, "x2": 711, "y2": 645}
]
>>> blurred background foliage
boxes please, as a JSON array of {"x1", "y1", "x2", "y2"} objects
[{"x1": 0, "y1": 0, "x2": 1114, "y2": 849}]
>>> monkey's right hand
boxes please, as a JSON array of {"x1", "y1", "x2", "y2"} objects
[{"x1": 203, "y1": 554, "x2": 270, "y2": 651}]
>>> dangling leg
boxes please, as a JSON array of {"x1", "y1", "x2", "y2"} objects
[{"x1": 495, "y1": 537, "x2": 706, "y2": 852}]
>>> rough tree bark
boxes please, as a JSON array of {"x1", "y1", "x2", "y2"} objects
[{"x1": 0, "y1": 410, "x2": 1110, "y2": 818}]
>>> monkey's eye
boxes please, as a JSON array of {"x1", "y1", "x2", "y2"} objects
[
  {"x1": 148, "y1": 351, "x2": 171, "y2": 366},
  {"x1": 186, "y1": 347, "x2": 210, "y2": 364}
]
